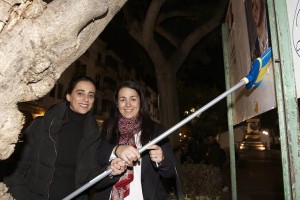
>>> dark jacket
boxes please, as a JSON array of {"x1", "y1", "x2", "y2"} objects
[
  {"x1": 4, "y1": 102, "x2": 101, "y2": 200},
  {"x1": 205, "y1": 141, "x2": 223, "y2": 169},
  {"x1": 91, "y1": 123, "x2": 177, "y2": 200}
]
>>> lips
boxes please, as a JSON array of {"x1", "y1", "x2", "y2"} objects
[
  {"x1": 124, "y1": 109, "x2": 133, "y2": 112},
  {"x1": 79, "y1": 103, "x2": 89, "y2": 108}
]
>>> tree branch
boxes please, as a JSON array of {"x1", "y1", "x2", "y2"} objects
[
  {"x1": 154, "y1": 25, "x2": 181, "y2": 48},
  {"x1": 170, "y1": 0, "x2": 228, "y2": 72},
  {"x1": 157, "y1": 6, "x2": 206, "y2": 25},
  {"x1": 142, "y1": 0, "x2": 165, "y2": 45}
]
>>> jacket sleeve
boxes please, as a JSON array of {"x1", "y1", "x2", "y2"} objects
[
  {"x1": 3, "y1": 118, "x2": 41, "y2": 199},
  {"x1": 92, "y1": 139, "x2": 122, "y2": 190},
  {"x1": 152, "y1": 124, "x2": 177, "y2": 178}
]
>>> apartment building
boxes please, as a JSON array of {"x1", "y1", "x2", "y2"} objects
[{"x1": 19, "y1": 38, "x2": 159, "y2": 126}]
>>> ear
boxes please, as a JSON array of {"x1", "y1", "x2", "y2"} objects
[{"x1": 66, "y1": 94, "x2": 70, "y2": 102}]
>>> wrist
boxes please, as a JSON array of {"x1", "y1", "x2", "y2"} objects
[{"x1": 114, "y1": 144, "x2": 122, "y2": 158}]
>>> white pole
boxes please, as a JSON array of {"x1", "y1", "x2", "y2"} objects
[{"x1": 63, "y1": 79, "x2": 247, "y2": 200}]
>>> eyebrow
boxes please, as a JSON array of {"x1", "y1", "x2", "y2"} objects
[
  {"x1": 119, "y1": 96, "x2": 138, "y2": 99},
  {"x1": 75, "y1": 89, "x2": 95, "y2": 94}
]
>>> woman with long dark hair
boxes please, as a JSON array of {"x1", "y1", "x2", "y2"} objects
[{"x1": 92, "y1": 80, "x2": 177, "y2": 200}]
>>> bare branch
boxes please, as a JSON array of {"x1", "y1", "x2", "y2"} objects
[
  {"x1": 143, "y1": 0, "x2": 165, "y2": 44},
  {"x1": 171, "y1": 0, "x2": 228, "y2": 72},
  {"x1": 122, "y1": 4, "x2": 143, "y2": 43},
  {"x1": 154, "y1": 25, "x2": 181, "y2": 48},
  {"x1": 157, "y1": 6, "x2": 205, "y2": 25}
]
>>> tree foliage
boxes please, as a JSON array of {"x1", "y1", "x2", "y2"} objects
[{"x1": 178, "y1": 81, "x2": 228, "y2": 136}]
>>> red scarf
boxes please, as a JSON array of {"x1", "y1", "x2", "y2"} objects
[{"x1": 110, "y1": 116, "x2": 141, "y2": 200}]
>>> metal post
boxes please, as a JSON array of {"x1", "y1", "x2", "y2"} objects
[
  {"x1": 222, "y1": 23, "x2": 237, "y2": 200},
  {"x1": 267, "y1": 0, "x2": 300, "y2": 199}
]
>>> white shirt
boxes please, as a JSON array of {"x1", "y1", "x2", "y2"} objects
[{"x1": 109, "y1": 131, "x2": 144, "y2": 200}]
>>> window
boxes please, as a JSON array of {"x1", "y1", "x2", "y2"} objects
[
  {"x1": 95, "y1": 74, "x2": 102, "y2": 90},
  {"x1": 105, "y1": 55, "x2": 118, "y2": 70},
  {"x1": 103, "y1": 77, "x2": 116, "y2": 91},
  {"x1": 75, "y1": 61, "x2": 86, "y2": 77},
  {"x1": 102, "y1": 99, "x2": 114, "y2": 113},
  {"x1": 96, "y1": 53, "x2": 102, "y2": 66}
]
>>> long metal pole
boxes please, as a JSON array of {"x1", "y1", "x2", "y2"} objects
[{"x1": 63, "y1": 80, "x2": 247, "y2": 200}]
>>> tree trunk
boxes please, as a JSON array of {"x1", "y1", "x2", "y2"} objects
[
  {"x1": 156, "y1": 64, "x2": 179, "y2": 147},
  {"x1": 0, "y1": 0, "x2": 127, "y2": 195},
  {"x1": 0, "y1": 0, "x2": 127, "y2": 159}
]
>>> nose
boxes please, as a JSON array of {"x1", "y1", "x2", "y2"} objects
[
  {"x1": 125, "y1": 100, "x2": 130, "y2": 107},
  {"x1": 84, "y1": 94, "x2": 89, "y2": 102}
]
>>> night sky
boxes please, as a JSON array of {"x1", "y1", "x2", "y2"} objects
[{"x1": 99, "y1": 1, "x2": 226, "y2": 93}]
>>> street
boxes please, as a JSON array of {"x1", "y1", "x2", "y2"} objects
[{"x1": 222, "y1": 150, "x2": 284, "y2": 200}]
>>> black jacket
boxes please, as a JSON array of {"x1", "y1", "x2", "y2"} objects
[
  {"x1": 4, "y1": 102, "x2": 101, "y2": 200},
  {"x1": 91, "y1": 123, "x2": 177, "y2": 200}
]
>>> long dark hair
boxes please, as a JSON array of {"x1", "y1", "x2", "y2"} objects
[{"x1": 102, "y1": 80, "x2": 155, "y2": 145}]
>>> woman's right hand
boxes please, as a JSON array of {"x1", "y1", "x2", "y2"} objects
[{"x1": 114, "y1": 145, "x2": 140, "y2": 166}]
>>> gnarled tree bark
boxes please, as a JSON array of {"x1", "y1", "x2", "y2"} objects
[{"x1": 0, "y1": 0, "x2": 126, "y2": 196}]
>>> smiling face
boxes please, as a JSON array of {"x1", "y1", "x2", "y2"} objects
[
  {"x1": 117, "y1": 87, "x2": 140, "y2": 119},
  {"x1": 66, "y1": 80, "x2": 96, "y2": 114}
]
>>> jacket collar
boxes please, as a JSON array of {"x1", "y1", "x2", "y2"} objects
[{"x1": 43, "y1": 101, "x2": 100, "y2": 141}]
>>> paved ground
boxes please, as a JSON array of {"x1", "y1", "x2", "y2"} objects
[{"x1": 221, "y1": 150, "x2": 284, "y2": 200}]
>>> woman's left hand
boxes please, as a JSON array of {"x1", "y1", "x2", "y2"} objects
[
  {"x1": 147, "y1": 144, "x2": 164, "y2": 163},
  {"x1": 110, "y1": 158, "x2": 127, "y2": 176}
]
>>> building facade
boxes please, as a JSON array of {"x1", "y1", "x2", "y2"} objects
[{"x1": 19, "y1": 38, "x2": 159, "y2": 126}]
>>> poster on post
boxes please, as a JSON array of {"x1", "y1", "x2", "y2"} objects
[{"x1": 225, "y1": 0, "x2": 276, "y2": 125}]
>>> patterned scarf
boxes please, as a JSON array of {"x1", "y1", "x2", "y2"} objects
[{"x1": 110, "y1": 116, "x2": 141, "y2": 200}]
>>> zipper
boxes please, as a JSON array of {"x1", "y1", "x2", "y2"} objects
[{"x1": 47, "y1": 119, "x2": 57, "y2": 200}]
